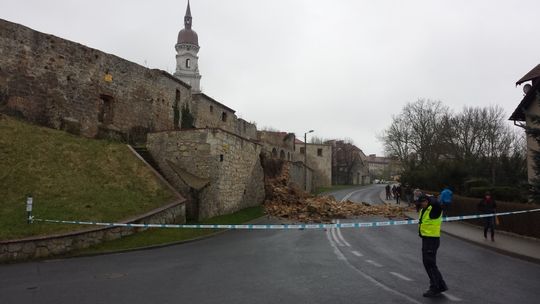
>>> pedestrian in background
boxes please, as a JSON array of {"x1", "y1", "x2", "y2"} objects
[
  {"x1": 404, "y1": 184, "x2": 412, "y2": 207},
  {"x1": 478, "y1": 192, "x2": 497, "y2": 241},
  {"x1": 418, "y1": 194, "x2": 448, "y2": 297},
  {"x1": 391, "y1": 184, "x2": 397, "y2": 199},
  {"x1": 395, "y1": 184, "x2": 402, "y2": 204},
  {"x1": 385, "y1": 184, "x2": 391, "y2": 200}
]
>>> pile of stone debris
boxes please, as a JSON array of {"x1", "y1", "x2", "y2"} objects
[{"x1": 263, "y1": 163, "x2": 406, "y2": 223}]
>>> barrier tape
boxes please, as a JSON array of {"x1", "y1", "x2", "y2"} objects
[{"x1": 30, "y1": 208, "x2": 540, "y2": 230}]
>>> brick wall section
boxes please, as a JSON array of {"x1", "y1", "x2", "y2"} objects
[
  {"x1": 147, "y1": 129, "x2": 265, "y2": 220},
  {"x1": 0, "y1": 18, "x2": 192, "y2": 140},
  {"x1": 0, "y1": 200, "x2": 185, "y2": 263}
]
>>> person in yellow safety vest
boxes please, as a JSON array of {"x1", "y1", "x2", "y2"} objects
[{"x1": 418, "y1": 194, "x2": 448, "y2": 297}]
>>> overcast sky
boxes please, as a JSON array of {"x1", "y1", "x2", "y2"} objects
[{"x1": 2, "y1": 0, "x2": 539, "y2": 155}]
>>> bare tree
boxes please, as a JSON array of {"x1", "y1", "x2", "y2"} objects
[{"x1": 382, "y1": 99, "x2": 449, "y2": 168}]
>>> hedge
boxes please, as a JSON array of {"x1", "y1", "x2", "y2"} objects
[{"x1": 446, "y1": 194, "x2": 540, "y2": 239}]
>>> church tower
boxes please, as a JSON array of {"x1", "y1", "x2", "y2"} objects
[{"x1": 174, "y1": 1, "x2": 201, "y2": 93}]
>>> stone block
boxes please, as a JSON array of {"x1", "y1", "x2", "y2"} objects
[
  {"x1": 7, "y1": 243, "x2": 23, "y2": 253},
  {"x1": 22, "y1": 242, "x2": 36, "y2": 254}
]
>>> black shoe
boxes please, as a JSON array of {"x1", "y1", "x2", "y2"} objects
[
  {"x1": 423, "y1": 289, "x2": 442, "y2": 297},
  {"x1": 439, "y1": 286, "x2": 448, "y2": 293}
]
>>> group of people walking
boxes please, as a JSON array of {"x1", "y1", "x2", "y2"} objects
[{"x1": 385, "y1": 183, "x2": 414, "y2": 205}]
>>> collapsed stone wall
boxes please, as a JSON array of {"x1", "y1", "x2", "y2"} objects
[
  {"x1": 0, "y1": 18, "x2": 192, "y2": 141},
  {"x1": 147, "y1": 129, "x2": 265, "y2": 220}
]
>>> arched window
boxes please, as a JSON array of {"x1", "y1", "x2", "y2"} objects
[
  {"x1": 280, "y1": 150, "x2": 285, "y2": 159},
  {"x1": 271, "y1": 148, "x2": 278, "y2": 158},
  {"x1": 185, "y1": 58, "x2": 191, "y2": 68}
]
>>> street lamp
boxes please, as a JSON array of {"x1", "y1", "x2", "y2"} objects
[{"x1": 304, "y1": 130, "x2": 314, "y2": 191}]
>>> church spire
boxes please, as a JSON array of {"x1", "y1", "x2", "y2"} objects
[{"x1": 184, "y1": 0, "x2": 192, "y2": 29}]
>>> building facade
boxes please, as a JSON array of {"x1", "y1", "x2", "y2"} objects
[
  {"x1": 328, "y1": 140, "x2": 370, "y2": 185},
  {"x1": 510, "y1": 64, "x2": 540, "y2": 184}
]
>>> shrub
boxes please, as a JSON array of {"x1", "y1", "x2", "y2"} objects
[{"x1": 469, "y1": 186, "x2": 526, "y2": 203}]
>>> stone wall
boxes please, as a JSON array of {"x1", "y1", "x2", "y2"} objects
[
  {"x1": 303, "y1": 143, "x2": 332, "y2": 188},
  {"x1": 236, "y1": 118, "x2": 257, "y2": 140},
  {"x1": 147, "y1": 128, "x2": 265, "y2": 220},
  {"x1": 0, "y1": 200, "x2": 185, "y2": 263},
  {"x1": 192, "y1": 93, "x2": 237, "y2": 134},
  {"x1": 0, "y1": 18, "x2": 192, "y2": 142},
  {"x1": 257, "y1": 131, "x2": 296, "y2": 161},
  {"x1": 289, "y1": 161, "x2": 313, "y2": 192}
]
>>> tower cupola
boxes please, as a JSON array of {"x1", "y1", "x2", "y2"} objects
[{"x1": 174, "y1": 0, "x2": 201, "y2": 92}]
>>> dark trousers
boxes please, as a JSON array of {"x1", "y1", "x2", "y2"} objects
[
  {"x1": 422, "y1": 237, "x2": 447, "y2": 292},
  {"x1": 484, "y1": 217, "x2": 495, "y2": 239}
]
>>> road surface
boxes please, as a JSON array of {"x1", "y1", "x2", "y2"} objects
[{"x1": 1, "y1": 184, "x2": 539, "y2": 303}]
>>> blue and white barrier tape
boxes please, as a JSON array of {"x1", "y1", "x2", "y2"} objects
[{"x1": 31, "y1": 208, "x2": 540, "y2": 230}]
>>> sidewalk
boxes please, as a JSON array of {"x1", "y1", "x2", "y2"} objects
[{"x1": 379, "y1": 189, "x2": 540, "y2": 264}]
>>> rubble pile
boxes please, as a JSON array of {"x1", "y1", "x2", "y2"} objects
[{"x1": 263, "y1": 162, "x2": 406, "y2": 223}]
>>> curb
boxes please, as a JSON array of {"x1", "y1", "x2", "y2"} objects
[
  {"x1": 440, "y1": 226, "x2": 540, "y2": 265},
  {"x1": 402, "y1": 211, "x2": 540, "y2": 265}
]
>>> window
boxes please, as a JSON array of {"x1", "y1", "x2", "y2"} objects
[
  {"x1": 272, "y1": 148, "x2": 278, "y2": 158},
  {"x1": 317, "y1": 148, "x2": 323, "y2": 156},
  {"x1": 98, "y1": 94, "x2": 114, "y2": 124},
  {"x1": 220, "y1": 154, "x2": 224, "y2": 162},
  {"x1": 300, "y1": 147, "x2": 305, "y2": 154},
  {"x1": 280, "y1": 150, "x2": 285, "y2": 159},
  {"x1": 221, "y1": 112, "x2": 227, "y2": 122},
  {"x1": 185, "y1": 58, "x2": 191, "y2": 68},
  {"x1": 210, "y1": 105, "x2": 214, "y2": 113}
]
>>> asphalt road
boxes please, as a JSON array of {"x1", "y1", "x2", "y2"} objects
[{"x1": 1, "y1": 185, "x2": 539, "y2": 304}]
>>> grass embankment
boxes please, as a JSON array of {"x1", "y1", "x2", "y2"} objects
[
  {"x1": 71, "y1": 206, "x2": 264, "y2": 255},
  {"x1": 0, "y1": 115, "x2": 175, "y2": 240}
]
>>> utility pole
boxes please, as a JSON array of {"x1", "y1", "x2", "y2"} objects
[{"x1": 304, "y1": 130, "x2": 314, "y2": 191}]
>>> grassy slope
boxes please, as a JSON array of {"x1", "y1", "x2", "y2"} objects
[{"x1": 0, "y1": 115, "x2": 175, "y2": 240}]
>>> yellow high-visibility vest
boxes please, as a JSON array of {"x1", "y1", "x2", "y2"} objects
[{"x1": 419, "y1": 205, "x2": 442, "y2": 237}]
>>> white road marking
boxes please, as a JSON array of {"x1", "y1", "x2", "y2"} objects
[
  {"x1": 331, "y1": 227, "x2": 345, "y2": 247},
  {"x1": 325, "y1": 227, "x2": 346, "y2": 261},
  {"x1": 335, "y1": 220, "x2": 351, "y2": 247},
  {"x1": 389, "y1": 272, "x2": 413, "y2": 281},
  {"x1": 351, "y1": 250, "x2": 363, "y2": 257},
  {"x1": 340, "y1": 189, "x2": 365, "y2": 202},
  {"x1": 443, "y1": 292, "x2": 462, "y2": 302},
  {"x1": 325, "y1": 229, "x2": 422, "y2": 304},
  {"x1": 365, "y1": 259, "x2": 383, "y2": 267}
]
